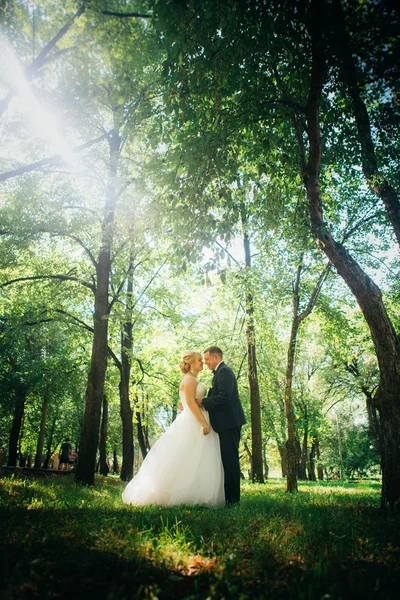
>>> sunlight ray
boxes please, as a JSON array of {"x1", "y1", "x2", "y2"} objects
[{"x1": 0, "y1": 33, "x2": 77, "y2": 169}]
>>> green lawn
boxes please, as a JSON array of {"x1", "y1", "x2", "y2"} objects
[{"x1": 1, "y1": 472, "x2": 399, "y2": 599}]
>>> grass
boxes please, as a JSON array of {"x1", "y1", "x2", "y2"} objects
[{"x1": 1, "y1": 472, "x2": 399, "y2": 599}]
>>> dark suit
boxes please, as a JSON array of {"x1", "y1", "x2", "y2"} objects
[{"x1": 203, "y1": 362, "x2": 246, "y2": 503}]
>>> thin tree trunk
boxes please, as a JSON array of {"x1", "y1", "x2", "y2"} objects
[
  {"x1": 241, "y1": 208, "x2": 264, "y2": 483},
  {"x1": 304, "y1": 0, "x2": 400, "y2": 508},
  {"x1": 244, "y1": 441, "x2": 253, "y2": 480},
  {"x1": 8, "y1": 385, "x2": 26, "y2": 467},
  {"x1": 119, "y1": 257, "x2": 134, "y2": 482},
  {"x1": 336, "y1": 414, "x2": 343, "y2": 479},
  {"x1": 34, "y1": 386, "x2": 50, "y2": 468},
  {"x1": 309, "y1": 440, "x2": 317, "y2": 481},
  {"x1": 316, "y1": 439, "x2": 324, "y2": 481},
  {"x1": 284, "y1": 268, "x2": 301, "y2": 493},
  {"x1": 136, "y1": 409, "x2": 149, "y2": 460},
  {"x1": 299, "y1": 427, "x2": 308, "y2": 480},
  {"x1": 263, "y1": 442, "x2": 269, "y2": 480},
  {"x1": 99, "y1": 394, "x2": 109, "y2": 476},
  {"x1": 76, "y1": 127, "x2": 121, "y2": 485},
  {"x1": 284, "y1": 257, "x2": 330, "y2": 492},
  {"x1": 113, "y1": 446, "x2": 119, "y2": 474},
  {"x1": 42, "y1": 415, "x2": 57, "y2": 469}
]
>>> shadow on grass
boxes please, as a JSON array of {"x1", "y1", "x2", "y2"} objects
[{"x1": 1, "y1": 475, "x2": 399, "y2": 599}]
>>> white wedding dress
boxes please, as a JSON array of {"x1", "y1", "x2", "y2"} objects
[{"x1": 122, "y1": 382, "x2": 225, "y2": 507}]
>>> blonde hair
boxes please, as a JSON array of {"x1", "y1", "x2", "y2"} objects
[{"x1": 179, "y1": 351, "x2": 201, "y2": 374}]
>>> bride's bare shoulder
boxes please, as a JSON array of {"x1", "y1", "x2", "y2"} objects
[{"x1": 181, "y1": 374, "x2": 197, "y2": 387}]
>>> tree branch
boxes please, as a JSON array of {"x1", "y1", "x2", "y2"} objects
[
  {"x1": 99, "y1": 11, "x2": 152, "y2": 19},
  {"x1": 0, "y1": 132, "x2": 110, "y2": 182},
  {"x1": 1, "y1": 274, "x2": 96, "y2": 293},
  {"x1": 50, "y1": 233, "x2": 98, "y2": 269},
  {"x1": 298, "y1": 262, "x2": 332, "y2": 323},
  {"x1": 54, "y1": 309, "x2": 93, "y2": 333}
]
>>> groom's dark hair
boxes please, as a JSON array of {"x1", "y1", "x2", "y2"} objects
[{"x1": 204, "y1": 345, "x2": 223, "y2": 357}]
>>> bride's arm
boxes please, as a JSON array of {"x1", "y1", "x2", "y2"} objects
[{"x1": 182, "y1": 376, "x2": 211, "y2": 435}]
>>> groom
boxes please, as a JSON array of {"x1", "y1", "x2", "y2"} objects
[{"x1": 196, "y1": 346, "x2": 246, "y2": 504}]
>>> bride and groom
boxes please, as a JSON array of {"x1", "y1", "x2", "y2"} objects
[{"x1": 122, "y1": 346, "x2": 246, "y2": 507}]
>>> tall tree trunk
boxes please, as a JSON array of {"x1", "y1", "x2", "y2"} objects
[
  {"x1": 277, "y1": 442, "x2": 287, "y2": 478},
  {"x1": 309, "y1": 440, "x2": 317, "y2": 481},
  {"x1": 119, "y1": 257, "x2": 134, "y2": 482},
  {"x1": 241, "y1": 208, "x2": 264, "y2": 483},
  {"x1": 284, "y1": 258, "x2": 330, "y2": 492},
  {"x1": 284, "y1": 271, "x2": 300, "y2": 493},
  {"x1": 99, "y1": 394, "x2": 109, "y2": 476},
  {"x1": 336, "y1": 414, "x2": 344, "y2": 479},
  {"x1": 34, "y1": 386, "x2": 50, "y2": 468},
  {"x1": 136, "y1": 409, "x2": 149, "y2": 460},
  {"x1": 8, "y1": 385, "x2": 26, "y2": 467},
  {"x1": 304, "y1": 0, "x2": 400, "y2": 508},
  {"x1": 299, "y1": 427, "x2": 308, "y2": 480},
  {"x1": 113, "y1": 446, "x2": 119, "y2": 474},
  {"x1": 42, "y1": 414, "x2": 57, "y2": 469},
  {"x1": 76, "y1": 127, "x2": 121, "y2": 485},
  {"x1": 316, "y1": 439, "x2": 324, "y2": 481},
  {"x1": 263, "y1": 442, "x2": 269, "y2": 480},
  {"x1": 243, "y1": 441, "x2": 253, "y2": 480}
]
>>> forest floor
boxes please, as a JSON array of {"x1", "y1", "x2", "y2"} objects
[{"x1": 1, "y1": 472, "x2": 399, "y2": 599}]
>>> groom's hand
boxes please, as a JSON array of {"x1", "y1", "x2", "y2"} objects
[{"x1": 195, "y1": 398, "x2": 203, "y2": 407}]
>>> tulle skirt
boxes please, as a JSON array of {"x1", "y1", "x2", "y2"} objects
[{"x1": 122, "y1": 406, "x2": 225, "y2": 507}]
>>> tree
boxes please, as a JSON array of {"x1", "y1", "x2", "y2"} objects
[{"x1": 153, "y1": 0, "x2": 400, "y2": 508}]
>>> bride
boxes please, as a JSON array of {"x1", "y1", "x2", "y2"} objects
[{"x1": 122, "y1": 351, "x2": 225, "y2": 507}]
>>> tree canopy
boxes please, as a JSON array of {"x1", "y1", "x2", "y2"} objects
[{"x1": 1, "y1": 0, "x2": 398, "y2": 507}]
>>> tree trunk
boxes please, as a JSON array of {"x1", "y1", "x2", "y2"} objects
[
  {"x1": 277, "y1": 442, "x2": 287, "y2": 478},
  {"x1": 299, "y1": 427, "x2": 308, "y2": 480},
  {"x1": 119, "y1": 258, "x2": 134, "y2": 482},
  {"x1": 284, "y1": 257, "x2": 329, "y2": 492},
  {"x1": 8, "y1": 385, "x2": 26, "y2": 467},
  {"x1": 241, "y1": 209, "x2": 264, "y2": 483},
  {"x1": 309, "y1": 440, "x2": 317, "y2": 481},
  {"x1": 34, "y1": 386, "x2": 50, "y2": 468},
  {"x1": 263, "y1": 442, "x2": 269, "y2": 480},
  {"x1": 42, "y1": 415, "x2": 57, "y2": 469},
  {"x1": 136, "y1": 409, "x2": 149, "y2": 460},
  {"x1": 305, "y1": 1, "x2": 400, "y2": 508},
  {"x1": 99, "y1": 394, "x2": 109, "y2": 476},
  {"x1": 284, "y1": 288, "x2": 300, "y2": 493},
  {"x1": 113, "y1": 446, "x2": 119, "y2": 474},
  {"x1": 316, "y1": 439, "x2": 324, "y2": 480},
  {"x1": 243, "y1": 441, "x2": 253, "y2": 480},
  {"x1": 76, "y1": 128, "x2": 121, "y2": 485}
]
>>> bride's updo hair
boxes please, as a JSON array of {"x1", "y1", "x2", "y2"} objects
[{"x1": 179, "y1": 351, "x2": 200, "y2": 374}]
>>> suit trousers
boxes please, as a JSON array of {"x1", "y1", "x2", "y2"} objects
[{"x1": 218, "y1": 426, "x2": 242, "y2": 504}]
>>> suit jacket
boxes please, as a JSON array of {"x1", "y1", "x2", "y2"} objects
[{"x1": 202, "y1": 362, "x2": 246, "y2": 433}]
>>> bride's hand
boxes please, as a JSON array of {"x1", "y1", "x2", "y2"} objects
[{"x1": 203, "y1": 424, "x2": 211, "y2": 436}]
